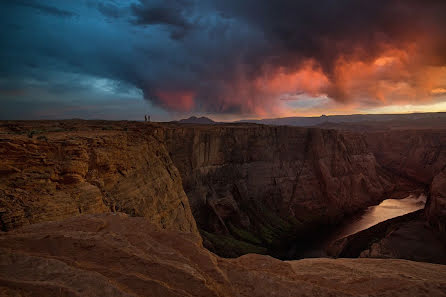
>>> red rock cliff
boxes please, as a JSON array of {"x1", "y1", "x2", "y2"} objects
[
  {"x1": 0, "y1": 122, "x2": 197, "y2": 235},
  {"x1": 163, "y1": 124, "x2": 394, "y2": 256}
]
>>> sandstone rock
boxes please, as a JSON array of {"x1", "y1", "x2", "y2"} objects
[
  {"x1": 1, "y1": 121, "x2": 396, "y2": 258},
  {"x1": 365, "y1": 130, "x2": 446, "y2": 185},
  {"x1": 1, "y1": 214, "x2": 445, "y2": 297},
  {"x1": 363, "y1": 130, "x2": 446, "y2": 234},
  {"x1": 3, "y1": 120, "x2": 445, "y2": 261},
  {"x1": 0, "y1": 123, "x2": 197, "y2": 235},
  {"x1": 426, "y1": 168, "x2": 446, "y2": 232},
  {"x1": 163, "y1": 125, "x2": 394, "y2": 256},
  {"x1": 323, "y1": 125, "x2": 446, "y2": 243}
]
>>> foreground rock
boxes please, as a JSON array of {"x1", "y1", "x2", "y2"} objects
[{"x1": 1, "y1": 214, "x2": 446, "y2": 297}]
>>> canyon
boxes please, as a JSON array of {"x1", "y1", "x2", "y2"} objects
[
  {"x1": 320, "y1": 119, "x2": 446, "y2": 262},
  {"x1": 0, "y1": 117, "x2": 445, "y2": 296},
  {"x1": 163, "y1": 124, "x2": 400, "y2": 257},
  {"x1": 1, "y1": 120, "x2": 408, "y2": 257}
]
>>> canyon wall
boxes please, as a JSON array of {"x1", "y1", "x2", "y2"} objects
[
  {"x1": 319, "y1": 119, "x2": 446, "y2": 235},
  {"x1": 3, "y1": 121, "x2": 443, "y2": 260},
  {"x1": 366, "y1": 130, "x2": 446, "y2": 185},
  {"x1": 1, "y1": 213, "x2": 445, "y2": 297},
  {"x1": 426, "y1": 167, "x2": 446, "y2": 232},
  {"x1": 0, "y1": 123, "x2": 197, "y2": 235},
  {"x1": 325, "y1": 127, "x2": 446, "y2": 263},
  {"x1": 0, "y1": 121, "x2": 396, "y2": 258},
  {"x1": 163, "y1": 124, "x2": 394, "y2": 257}
]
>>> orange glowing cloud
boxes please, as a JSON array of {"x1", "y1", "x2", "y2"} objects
[
  {"x1": 155, "y1": 90, "x2": 195, "y2": 112},
  {"x1": 250, "y1": 44, "x2": 446, "y2": 116},
  {"x1": 327, "y1": 45, "x2": 446, "y2": 107},
  {"x1": 150, "y1": 38, "x2": 446, "y2": 117},
  {"x1": 254, "y1": 60, "x2": 330, "y2": 98}
]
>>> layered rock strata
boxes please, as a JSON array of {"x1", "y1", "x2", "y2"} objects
[
  {"x1": 163, "y1": 124, "x2": 395, "y2": 256},
  {"x1": 0, "y1": 122, "x2": 197, "y2": 235}
]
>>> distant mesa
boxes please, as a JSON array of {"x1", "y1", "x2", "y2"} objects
[
  {"x1": 175, "y1": 116, "x2": 215, "y2": 124},
  {"x1": 239, "y1": 112, "x2": 446, "y2": 127}
]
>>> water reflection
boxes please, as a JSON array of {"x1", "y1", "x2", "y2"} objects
[{"x1": 333, "y1": 194, "x2": 426, "y2": 240}]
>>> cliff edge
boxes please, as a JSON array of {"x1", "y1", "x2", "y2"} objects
[
  {"x1": 0, "y1": 121, "x2": 197, "y2": 235},
  {"x1": 1, "y1": 213, "x2": 445, "y2": 297}
]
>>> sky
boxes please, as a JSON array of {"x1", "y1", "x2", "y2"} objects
[{"x1": 1, "y1": 0, "x2": 446, "y2": 121}]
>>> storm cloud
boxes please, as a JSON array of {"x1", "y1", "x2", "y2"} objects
[{"x1": 1, "y1": 0, "x2": 446, "y2": 119}]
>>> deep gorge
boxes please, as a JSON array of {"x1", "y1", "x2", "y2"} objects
[
  {"x1": 1, "y1": 120, "x2": 446, "y2": 296},
  {"x1": 1, "y1": 120, "x2": 443, "y2": 261}
]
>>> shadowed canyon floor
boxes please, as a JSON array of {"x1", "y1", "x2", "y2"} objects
[{"x1": 1, "y1": 213, "x2": 446, "y2": 297}]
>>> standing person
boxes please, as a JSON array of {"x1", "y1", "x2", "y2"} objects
[
  {"x1": 148, "y1": 115, "x2": 151, "y2": 122},
  {"x1": 144, "y1": 115, "x2": 147, "y2": 122}
]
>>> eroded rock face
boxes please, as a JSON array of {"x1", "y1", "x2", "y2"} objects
[
  {"x1": 1, "y1": 214, "x2": 446, "y2": 297},
  {"x1": 163, "y1": 125, "x2": 394, "y2": 256},
  {"x1": 365, "y1": 130, "x2": 446, "y2": 185},
  {"x1": 2, "y1": 121, "x2": 441, "y2": 260},
  {"x1": 363, "y1": 130, "x2": 446, "y2": 233},
  {"x1": 426, "y1": 168, "x2": 446, "y2": 232},
  {"x1": 0, "y1": 123, "x2": 197, "y2": 235}
]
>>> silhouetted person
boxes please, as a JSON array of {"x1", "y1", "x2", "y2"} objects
[
  {"x1": 147, "y1": 115, "x2": 151, "y2": 122},
  {"x1": 144, "y1": 115, "x2": 147, "y2": 122}
]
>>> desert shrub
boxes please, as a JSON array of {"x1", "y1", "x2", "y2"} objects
[{"x1": 200, "y1": 230, "x2": 267, "y2": 257}]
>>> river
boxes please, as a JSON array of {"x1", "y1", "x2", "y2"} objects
[
  {"x1": 298, "y1": 193, "x2": 427, "y2": 258},
  {"x1": 331, "y1": 193, "x2": 426, "y2": 241}
]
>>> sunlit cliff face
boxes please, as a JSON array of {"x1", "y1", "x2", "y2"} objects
[{"x1": 1, "y1": 0, "x2": 446, "y2": 120}]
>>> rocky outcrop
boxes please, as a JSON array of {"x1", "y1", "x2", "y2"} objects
[
  {"x1": 0, "y1": 122, "x2": 197, "y2": 235},
  {"x1": 163, "y1": 124, "x2": 394, "y2": 257},
  {"x1": 1, "y1": 213, "x2": 446, "y2": 297},
  {"x1": 426, "y1": 167, "x2": 446, "y2": 232},
  {"x1": 365, "y1": 130, "x2": 446, "y2": 185}
]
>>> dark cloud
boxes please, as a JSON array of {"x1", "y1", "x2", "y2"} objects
[
  {"x1": 212, "y1": 0, "x2": 446, "y2": 78},
  {"x1": 2, "y1": 0, "x2": 446, "y2": 119},
  {"x1": 124, "y1": 0, "x2": 446, "y2": 109},
  {"x1": 130, "y1": 0, "x2": 195, "y2": 39}
]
